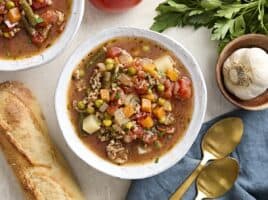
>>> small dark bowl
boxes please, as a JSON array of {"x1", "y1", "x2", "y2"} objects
[{"x1": 216, "y1": 34, "x2": 268, "y2": 111}]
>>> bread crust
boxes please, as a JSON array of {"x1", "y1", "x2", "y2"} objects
[{"x1": 0, "y1": 81, "x2": 85, "y2": 200}]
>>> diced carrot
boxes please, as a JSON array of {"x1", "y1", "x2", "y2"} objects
[
  {"x1": 7, "y1": 7, "x2": 21, "y2": 23},
  {"x1": 142, "y1": 63, "x2": 158, "y2": 77},
  {"x1": 123, "y1": 105, "x2": 135, "y2": 118},
  {"x1": 141, "y1": 98, "x2": 152, "y2": 113},
  {"x1": 166, "y1": 68, "x2": 180, "y2": 81},
  {"x1": 100, "y1": 89, "x2": 110, "y2": 102},
  {"x1": 143, "y1": 93, "x2": 156, "y2": 102},
  {"x1": 153, "y1": 107, "x2": 166, "y2": 120},
  {"x1": 140, "y1": 116, "x2": 154, "y2": 128}
]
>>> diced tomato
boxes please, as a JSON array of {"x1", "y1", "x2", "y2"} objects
[
  {"x1": 32, "y1": 1, "x2": 49, "y2": 10},
  {"x1": 173, "y1": 81, "x2": 180, "y2": 96},
  {"x1": 134, "y1": 77, "x2": 149, "y2": 95},
  {"x1": 106, "y1": 105, "x2": 118, "y2": 115},
  {"x1": 137, "y1": 70, "x2": 146, "y2": 79},
  {"x1": 39, "y1": 10, "x2": 58, "y2": 27},
  {"x1": 160, "y1": 79, "x2": 173, "y2": 99},
  {"x1": 31, "y1": 33, "x2": 45, "y2": 45},
  {"x1": 142, "y1": 133, "x2": 158, "y2": 144},
  {"x1": 107, "y1": 47, "x2": 122, "y2": 58},
  {"x1": 177, "y1": 76, "x2": 192, "y2": 99}
]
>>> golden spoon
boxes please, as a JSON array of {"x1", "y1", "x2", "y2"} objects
[
  {"x1": 195, "y1": 157, "x2": 239, "y2": 200},
  {"x1": 170, "y1": 117, "x2": 243, "y2": 200}
]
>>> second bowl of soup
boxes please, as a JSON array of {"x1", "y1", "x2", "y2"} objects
[
  {"x1": 55, "y1": 27, "x2": 207, "y2": 179},
  {"x1": 0, "y1": 0, "x2": 84, "y2": 71}
]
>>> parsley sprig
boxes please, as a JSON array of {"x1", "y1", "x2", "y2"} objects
[{"x1": 151, "y1": 0, "x2": 268, "y2": 51}]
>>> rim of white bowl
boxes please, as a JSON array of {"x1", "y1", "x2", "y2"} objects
[
  {"x1": 55, "y1": 27, "x2": 207, "y2": 179},
  {"x1": 0, "y1": 0, "x2": 85, "y2": 71}
]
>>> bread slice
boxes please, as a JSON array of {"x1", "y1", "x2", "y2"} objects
[{"x1": 0, "y1": 81, "x2": 85, "y2": 200}]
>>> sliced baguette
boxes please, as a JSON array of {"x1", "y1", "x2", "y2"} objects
[{"x1": 0, "y1": 81, "x2": 85, "y2": 200}]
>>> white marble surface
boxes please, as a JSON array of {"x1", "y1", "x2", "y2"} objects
[{"x1": 0, "y1": 1, "x2": 235, "y2": 199}]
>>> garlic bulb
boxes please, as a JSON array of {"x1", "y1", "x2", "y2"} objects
[{"x1": 223, "y1": 48, "x2": 268, "y2": 100}]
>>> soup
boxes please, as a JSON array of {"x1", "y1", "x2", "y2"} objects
[
  {"x1": 68, "y1": 37, "x2": 193, "y2": 165},
  {"x1": 0, "y1": 0, "x2": 72, "y2": 59}
]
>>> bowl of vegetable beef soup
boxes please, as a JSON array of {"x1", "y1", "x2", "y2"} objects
[
  {"x1": 0, "y1": 0, "x2": 84, "y2": 71},
  {"x1": 55, "y1": 27, "x2": 207, "y2": 179}
]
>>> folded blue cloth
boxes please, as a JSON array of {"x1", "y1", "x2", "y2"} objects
[{"x1": 127, "y1": 109, "x2": 268, "y2": 200}]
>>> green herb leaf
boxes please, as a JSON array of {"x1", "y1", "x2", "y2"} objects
[
  {"x1": 151, "y1": 0, "x2": 268, "y2": 52},
  {"x1": 211, "y1": 19, "x2": 234, "y2": 40},
  {"x1": 151, "y1": 13, "x2": 183, "y2": 32},
  {"x1": 230, "y1": 15, "x2": 246, "y2": 38},
  {"x1": 215, "y1": 4, "x2": 244, "y2": 19},
  {"x1": 166, "y1": 0, "x2": 189, "y2": 12},
  {"x1": 201, "y1": 0, "x2": 222, "y2": 10}
]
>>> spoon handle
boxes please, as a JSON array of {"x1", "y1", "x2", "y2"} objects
[{"x1": 169, "y1": 163, "x2": 205, "y2": 200}]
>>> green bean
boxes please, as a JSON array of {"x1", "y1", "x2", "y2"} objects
[
  {"x1": 20, "y1": 0, "x2": 39, "y2": 26},
  {"x1": 21, "y1": 16, "x2": 36, "y2": 36}
]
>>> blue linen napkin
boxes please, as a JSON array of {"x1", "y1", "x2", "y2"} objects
[{"x1": 127, "y1": 109, "x2": 268, "y2": 200}]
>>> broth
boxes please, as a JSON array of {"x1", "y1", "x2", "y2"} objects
[{"x1": 68, "y1": 37, "x2": 194, "y2": 164}]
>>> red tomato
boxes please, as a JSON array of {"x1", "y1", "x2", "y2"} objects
[
  {"x1": 177, "y1": 76, "x2": 192, "y2": 99},
  {"x1": 107, "y1": 47, "x2": 122, "y2": 58},
  {"x1": 106, "y1": 105, "x2": 118, "y2": 115},
  {"x1": 90, "y1": 0, "x2": 141, "y2": 13},
  {"x1": 32, "y1": 1, "x2": 49, "y2": 10},
  {"x1": 162, "y1": 79, "x2": 173, "y2": 99},
  {"x1": 39, "y1": 10, "x2": 58, "y2": 27}
]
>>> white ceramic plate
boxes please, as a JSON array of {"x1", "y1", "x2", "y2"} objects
[
  {"x1": 55, "y1": 27, "x2": 207, "y2": 179},
  {"x1": 0, "y1": 0, "x2": 85, "y2": 71}
]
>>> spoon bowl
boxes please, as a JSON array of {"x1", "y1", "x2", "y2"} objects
[
  {"x1": 196, "y1": 157, "x2": 239, "y2": 200},
  {"x1": 202, "y1": 117, "x2": 244, "y2": 161},
  {"x1": 170, "y1": 117, "x2": 243, "y2": 200}
]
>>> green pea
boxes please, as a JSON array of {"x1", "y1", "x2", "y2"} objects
[
  {"x1": 3, "y1": 32, "x2": 9, "y2": 38},
  {"x1": 77, "y1": 101, "x2": 86, "y2": 110},
  {"x1": 158, "y1": 132, "x2": 164, "y2": 137},
  {"x1": 159, "y1": 117, "x2": 166, "y2": 124},
  {"x1": 79, "y1": 69, "x2": 85, "y2": 77},
  {"x1": 86, "y1": 107, "x2": 95, "y2": 114},
  {"x1": 128, "y1": 67, "x2": 137, "y2": 76},
  {"x1": 105, "y1": 63, "x2": 114, "y2": 71},
  {"x1": 154, "y1": 140, "x2": 162, "y2": 149},
  {"x1": 6, "y1": 1, "x2": 15, "y2": 9},
  {"x1": 105, "y1": 58, "x2": 115, "y2": 65},
  {"x1": 158, "y1": 98, "x2": 166, "y2": 106},
  {"x1": 103, "y1": 119, "x2": 112, "y2": 127},
  {"x1": 157, "y1": 84, "x2": 165, "y2": 92},
  {"x1": 125, "y1": 121, "x2": 134, "y2": 130},
  {"x1": 95, "y1": 99, "x2": 104, "y2": 108}
]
